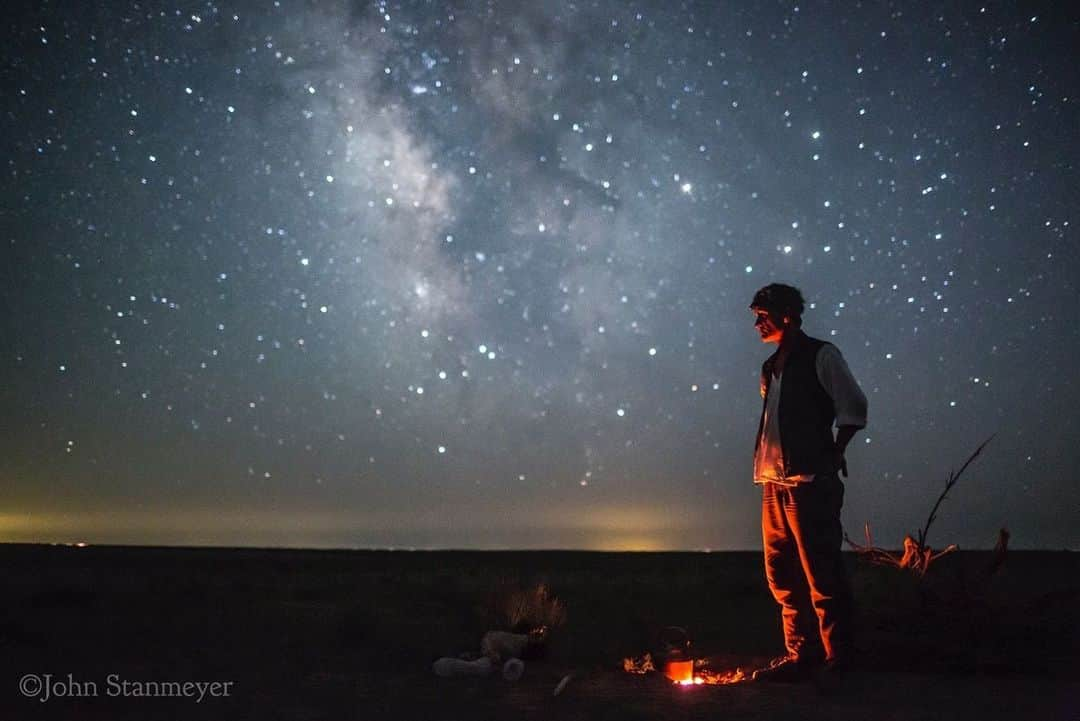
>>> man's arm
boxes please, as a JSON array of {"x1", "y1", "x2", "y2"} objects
[
  {"x1": 833, "y1": 425, "x2": 860, "y2": 476},
  {"x1": 816, "y1": 345, "x2": 868, "y2": 476},
  {"x1": 829, "y1": 425, "x2": 855, "y2": 474},
  {"x1": 835, "y1": 425, "x2": 860, "y2": 453}
]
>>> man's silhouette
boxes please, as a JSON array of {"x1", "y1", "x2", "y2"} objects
[{"x1": 747, "y1": 284, "x2": 867, "y2": 686}]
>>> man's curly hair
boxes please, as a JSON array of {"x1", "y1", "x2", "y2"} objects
[{"x1": 749, "y1": 283, "x2": 805, "y2": 326}]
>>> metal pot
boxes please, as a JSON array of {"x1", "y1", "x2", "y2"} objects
[{"x1": 658, "y1": 626, "x2": 694, "y2": 683}]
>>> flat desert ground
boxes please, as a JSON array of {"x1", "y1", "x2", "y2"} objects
[{"x1": 0, "y1": 545, "x2": 1076, "y2": 720}]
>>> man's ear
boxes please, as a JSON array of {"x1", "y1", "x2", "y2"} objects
[{"x1": 781, "y1": 316, "x2": 791, "y2": 326}]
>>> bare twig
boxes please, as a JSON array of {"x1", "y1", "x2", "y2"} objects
[{"x1": 917, "y1": 435, "x2": 995, "y2": 550}]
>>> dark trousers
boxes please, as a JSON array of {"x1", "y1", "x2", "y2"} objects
[{"x1": 761, "y1": 472, "x2": 852, "y2": 662}]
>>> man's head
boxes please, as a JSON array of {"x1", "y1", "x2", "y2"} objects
[{"x1": 750, "y1": 283, "x2": 805, "y2": 344}]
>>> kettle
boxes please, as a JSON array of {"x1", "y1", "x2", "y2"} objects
[{"x1": 658, "y1": 626, "x2": 694, "y2": 683}]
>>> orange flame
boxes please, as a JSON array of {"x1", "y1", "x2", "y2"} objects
[
  {"x1": 622, "y1": 655, "x2": 749, "y2": 686},
  {"x1": 623, "y1": 654, "x2": 655, "y2": 674},
  {"x1": 690, "y1": 666, "x2": 749, "y2": 685}
]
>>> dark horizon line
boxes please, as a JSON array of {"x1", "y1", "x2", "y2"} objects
[{"x1": 1, "y1": 542, "x2": 1073, "y2": 554}]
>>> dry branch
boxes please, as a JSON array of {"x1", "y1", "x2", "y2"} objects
[{"x1": 845, "y1": 436, "x2": 993, "y2": 576}]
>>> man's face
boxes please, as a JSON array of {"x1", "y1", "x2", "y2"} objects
[{"x1": 752, "y1": 307, "x2": 788, "y2": 344}]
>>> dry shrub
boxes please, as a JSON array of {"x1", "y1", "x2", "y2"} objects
[
  {"x1": 498, "y1": 582, "x2": 566, "y2": 635},
  {"x1": 847, "y1": 436, "x2": 997, "y2": 577}
]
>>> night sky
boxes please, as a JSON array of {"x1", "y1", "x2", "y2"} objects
[{"x1": 3, "y1": 1, "x2": 1077, "y2": 550}]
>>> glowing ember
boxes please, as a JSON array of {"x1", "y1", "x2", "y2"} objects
[
  {"x1": 690, "y1": 665, "x2": 749, "y2": 685},
  {"x1": 623, "y1": 653, "x2": 655, "y2": 674},
  {"x1": 622, "y1": 655, "x2": 749, "y2": 686}
]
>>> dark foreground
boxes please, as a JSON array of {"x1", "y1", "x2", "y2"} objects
[{"x1": 0, "y1": 545, "x2": 1076, "y2": 720}]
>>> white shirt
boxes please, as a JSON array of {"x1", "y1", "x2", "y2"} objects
[{"x1": 753, "y1": 344, "x2": 867, "y2": 486}]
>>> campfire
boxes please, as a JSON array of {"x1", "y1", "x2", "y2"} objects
[
  {"x1": 623, "y1": 653, "x2": 748, "y2": 686},
  {"x1": 623, "y1": 627, "x2": 749, "y2": 686}
]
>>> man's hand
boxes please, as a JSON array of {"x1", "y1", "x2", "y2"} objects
[
  {"x1": 834, "y1": 425, "x2": 860, "y2": 478},
  {"x1": 834, "y1": 449, "x2": 849, "y2": 478}
]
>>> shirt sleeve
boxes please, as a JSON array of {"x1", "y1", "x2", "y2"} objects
[{"x1": 816, "y1": 344, "x2": 868, "y2": 428}]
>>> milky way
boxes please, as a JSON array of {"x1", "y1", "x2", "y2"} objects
[{"x1": 3, "y1": 1, "x2": 1077, "y2": 549}]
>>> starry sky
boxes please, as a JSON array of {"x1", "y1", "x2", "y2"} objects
[{"x1": 2, "y1": 1, "x2": 1077, "y2": 550}]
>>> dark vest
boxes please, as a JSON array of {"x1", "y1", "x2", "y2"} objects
[{"x1": 755, "y1": 333, "x2": 838, "y2": 477}]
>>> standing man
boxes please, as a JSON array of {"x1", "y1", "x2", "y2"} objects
[{"x1": 748, "y1": 283, "x2": 867, "y2": 685}]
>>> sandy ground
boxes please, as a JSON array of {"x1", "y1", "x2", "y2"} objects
[
  {"x1": 0, "y1": 545, "x2": 1075, "y2": 719},
  {"x1": 400, "y1": 669, "x2": 1078, "y2": 721}
]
